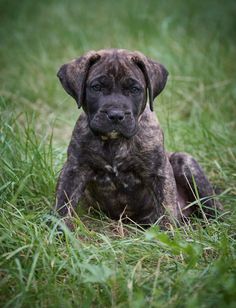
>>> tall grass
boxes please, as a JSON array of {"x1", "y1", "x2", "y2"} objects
[{"x1": 0, "y1": 0, "x2": 236, "y2": 306}]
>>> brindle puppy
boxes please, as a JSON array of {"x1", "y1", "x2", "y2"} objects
[{"x1": 55, "y1": 49, "x2": 222, "y2": 230}]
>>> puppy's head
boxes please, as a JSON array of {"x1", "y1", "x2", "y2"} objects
[{"x1": 57, "y1": 49, "x2": 168, "y2": 138}]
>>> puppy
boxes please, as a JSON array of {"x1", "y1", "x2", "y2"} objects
[{"x1": 54, "y1": 49, "x2": 222, "y2": 230}]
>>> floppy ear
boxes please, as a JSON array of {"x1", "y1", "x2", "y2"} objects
[
  {"x1": 57, "y1": 51, "x2": 101, "y2": 108},
  {"x1": 131, "y1": 52, "x2": 169, "y2": 111}
]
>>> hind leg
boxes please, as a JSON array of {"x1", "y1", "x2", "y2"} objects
[{"x1": 169, "y1": 152, "x2": 222, "y2": 219}]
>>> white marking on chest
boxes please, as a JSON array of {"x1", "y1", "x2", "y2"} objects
[
  {"x1": 105, "y1": 164, "x2": 113, "y2": 172},
  {"x1": 105, "y1": 164, "x2": 119, "y2": 176},
  {"x1": 113, "y1": 166, "x2": 118, "y2": 176}
]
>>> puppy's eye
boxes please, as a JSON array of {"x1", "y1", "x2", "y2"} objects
[
  {"x1": 130, "y1": 86, "x2": 141, "y2": 94},
  {"x1": 91, "y1": 84, "x2": 102, "y2": 92}
]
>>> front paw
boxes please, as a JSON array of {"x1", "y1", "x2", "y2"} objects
[
  {"x1": 45, "y1": 211, "x2": 75, "y2": 233},
  {"x1": 61, "y1": 217, "x2": 75, "y2": 232}
]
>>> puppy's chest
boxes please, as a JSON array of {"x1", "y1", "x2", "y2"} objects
[
  {"x1": 87, "y1": 160, "x2": 145, "y2": 218},
  {"x1": 89, "y1": 142, "x2": 137, "y2": 185},
  {"x1": 84, "y1": 144, "x2": 157, "y2": 220},
  {"x1": 89, "y1": 140, "x2": 150, "y2": 197},
  {"x1": 93, "y1": 162, "x2": 142, "y2": 192}
]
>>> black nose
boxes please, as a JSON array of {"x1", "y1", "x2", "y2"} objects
[{"x1": 107, "y1": 110, "x2": 125, "y2": 122}]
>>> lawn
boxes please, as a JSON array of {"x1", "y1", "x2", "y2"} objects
[{"x1": 0, "y1": 0, "x2": 236, "y2": 307}]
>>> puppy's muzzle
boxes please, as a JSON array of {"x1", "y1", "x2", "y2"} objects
[
  {"x1": 90, "y1": 108, "x2": 136, "y2": 139},
  {"x1": 100, "y1": 109, "x2": 132, "y2": 124}
]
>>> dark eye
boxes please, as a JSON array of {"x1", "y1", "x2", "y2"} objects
[
  {"x1": 130, "y1": 86, "x2": 141, "y2": 94},
  {"x1": 91, "y1": 84, "x2": 102, "y2": 92}
]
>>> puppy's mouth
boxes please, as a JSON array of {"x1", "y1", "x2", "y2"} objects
[
  {"x1": 101, "y1": 130, "x2": 120, "y2": 140},
  {"x1": 90, "y1": 125, "x2": 136, "y2": 139}
]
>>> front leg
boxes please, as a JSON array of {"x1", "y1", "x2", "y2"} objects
[
  {"x1": 54, "y1": 159, "x2": 92, "y2": 230},
  {"x1": 153, "y1": 157, "x2": 180, "y2": 227}
]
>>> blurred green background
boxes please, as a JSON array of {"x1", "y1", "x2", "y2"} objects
[
  {"x1": 1, "y1": 0, "x2": 236, "y2": 139},
  {"x1": 0, "y1": 0, "x2": 236, "y2": 306}
]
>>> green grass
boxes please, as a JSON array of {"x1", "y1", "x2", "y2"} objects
[{"x1": 1, "y1": 0, "x2": 236, "y2": 306}]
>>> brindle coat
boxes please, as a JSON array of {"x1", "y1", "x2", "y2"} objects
[{"x1": 55, "y1": 49, "x2": 222, "y2": 230}]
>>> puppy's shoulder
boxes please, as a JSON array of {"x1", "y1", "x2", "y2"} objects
[
  {"x1": 73, "y1": 112, "x2": 90, "y2": 136},
  {"x1": 137, "y1": 107, "x2": 163, "y2": 144},
  {"x1": 67, "y1": 112, "x2": 92, "y2": 154}
]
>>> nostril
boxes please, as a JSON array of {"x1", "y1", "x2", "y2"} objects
[
  {"x1": 108, "y1": 110, "x2": 125, "y2": 122},
  {"x1": 124, "y1": 111, "x2": 131, "y2": 115}
]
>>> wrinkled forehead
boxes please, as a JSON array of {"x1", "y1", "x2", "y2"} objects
[{"x1": 87, "y1": 52, "x2": 146, "y2": 84}]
